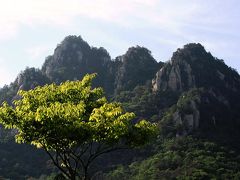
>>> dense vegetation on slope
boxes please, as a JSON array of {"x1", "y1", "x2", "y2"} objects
[
  {"x1": 0, "y1": 36, "x2": 240, "y2": 179},
  {"x1": 105, "y1": 137, "x2": 240, "y2": 180},
  {"x1": 0, "y1": 140, "x2": 54, "y2": 179}
]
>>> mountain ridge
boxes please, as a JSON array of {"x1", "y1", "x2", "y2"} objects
[
  {"x1": 1, "y1": 36, "x2": 240, "y2": 136},
  {"x1": 1, "y1": 35, "x2": 240, "y2": 178}
]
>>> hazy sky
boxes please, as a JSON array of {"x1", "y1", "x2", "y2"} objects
[{"x1": 0, "y1": 0, "x2": 239, "y2": 87}]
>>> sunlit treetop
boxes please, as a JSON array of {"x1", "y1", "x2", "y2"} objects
[{"x1": 0, "y1": 73, "x2": 156, "y2": 151}]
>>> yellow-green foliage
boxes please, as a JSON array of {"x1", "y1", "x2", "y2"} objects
[
  {"x1": 0, "y1": 74, "x2": 157, "y2": 178},
  {"x1": 0, "y1": 74, "x2": 156, "y2": 150}
]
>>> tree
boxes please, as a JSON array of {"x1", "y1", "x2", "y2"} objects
[{"x1": 0, "y1": 74, "x2": 156, "y2": 180}]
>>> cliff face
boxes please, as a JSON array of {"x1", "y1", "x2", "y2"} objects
[
  {"x1": 41, "y1": 36, "x2": 115, "y2": 93},
  {"x1": 153, "y1": 43, "x2": 240, "y2": 136},
  {"x1": 152, "y1": 44, "x2": 204, "y2": 92},
  {"x1": 114, "y1": 46, "x2": 162, "y2": 92},
  {"x1": 153, "y1": 43, "x2": 240, "y2": 93},
  {"x1": 152, "y1": 59, "x2": 195, "y2": 91}
]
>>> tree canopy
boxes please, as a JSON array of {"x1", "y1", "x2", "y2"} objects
[{"x1": 0, "y1": 74, "x2": 156, "y2": 179}]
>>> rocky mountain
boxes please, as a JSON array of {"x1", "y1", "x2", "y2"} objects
[
  {"x1": 41, "y1": 36, "x2": 114, "y2": 93},
  {"x1": 1, "y1": 36, "x2": 240, "y2": 179},
  {"x1": 105, "y1": 44, "x2": 240, "y2": 179},
  {"x1": 151, "y1": 43, "x2": 240, "y2": 138},
  {"x1": 114, "y1": 46, "x2": 163, "y2": 93},
  {"x1": 2, "y1": 38, "x2": 239, "y2": 137},
  {"x1": 0, "y1": 36, "x2": 161, "y2": 104},
  {"x1": 153, "y1": 43, "x2": 240, "y2": 92}
]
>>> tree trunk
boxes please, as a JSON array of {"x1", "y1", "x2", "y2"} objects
[{"x1": 83, "y1": 166, "x2": 89, "y2": 180}]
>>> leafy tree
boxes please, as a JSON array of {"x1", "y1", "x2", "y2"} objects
[{"x1": 0, "y1": 74, "x2": 156, "y2": 180}]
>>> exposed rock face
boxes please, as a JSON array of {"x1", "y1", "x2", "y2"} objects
[
  {"x1": 0, "y1": 36, "x2": 164, "y2": 105},
  {"x1": 16, "y1": 67, "x2": 50, "y2": 91},
  {"x1": 152, "y1": 44, "x2": 203, "y2": 92},
  {"x1": 157, "y1": 46, "x2": 240, "y2": 136},
  {"x1": 167, "y1": 66, "x2": 181, "y2": 91},
  {"x1": 174, "y1": 98, "x2": 200, "y2": 135},
  {"x1": 42, "y1": 36, "x2": 112, "y2": 83},
  {"x1": 40, "y1": 37, "x2": 163, "y2": 95},
  {"x1": 152, "y1": 43, "x2": 240, "y2": 111},
  {"x1": 41, "y1": 36, "x2": 116, "y2": 94},
  {"x1": 153, "y1": 60, "x2": 195, "y2": 91},
  {"x1": 114, "y1": 46, "x2": 162, "y2": 92},
  {"x1": 161, "y1": 80, "x2": 240, "y2": 137},
  {"x1": 217, "y1": 70, "x2": 225, "y2": 80}
]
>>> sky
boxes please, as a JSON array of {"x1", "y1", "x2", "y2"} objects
[{"x1": 0, "y1": 0, "x2": 239, "y2": 87}]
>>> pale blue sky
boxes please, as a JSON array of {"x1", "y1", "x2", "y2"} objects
[{"x1": 0, "y1": 0, "x2": 239, "y2": 87}]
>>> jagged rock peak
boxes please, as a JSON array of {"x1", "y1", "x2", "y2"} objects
[
  {"x1": 152, "y1": 44, "x2": 206, "y2": 92},
  {"x1": 114, "y1": 46, "x2": 162, "y2": 92},
  {"x1": 171, "y1": 43, "x2": 209, "y2": 64},
  {"x1": 41, "y1": 35, "x2": 111, "y2": 83},
  {"x1": 57, "y1": 35, "x2": 90, "y2": 50},
  {"x1": 125, "y1": 46, "x2": 153, "y2": 58},
  {"x1": 115, "y1": 46, "x2": 156, "y2": 63},
  {"x1": 152, "y1": 43, "x2": 240, "y2": 93}
]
